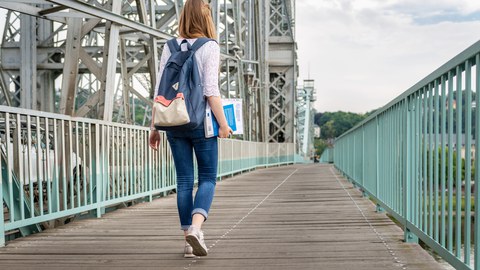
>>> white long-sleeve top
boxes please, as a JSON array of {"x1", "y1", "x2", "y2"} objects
[{"x1": 153, "y1": 38, "x2": 220, "y2": 98}]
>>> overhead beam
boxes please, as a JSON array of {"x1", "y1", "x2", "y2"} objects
[{"x1": 46, "y1": 0, "x2": 173, "y2": 40}]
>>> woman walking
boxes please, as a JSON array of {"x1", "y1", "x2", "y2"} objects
[{"x1": 148, "y1": 0, "x2": 232, "y2": 258}]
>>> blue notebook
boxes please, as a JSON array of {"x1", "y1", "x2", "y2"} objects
[{"x1": 204, "y1": 99, "x2": 243, "y2": 138}]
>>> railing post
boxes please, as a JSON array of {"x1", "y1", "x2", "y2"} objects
[
  {"x1": 376, "y1": 204, "x2": 385, "y2": 213},
  {"x1": 376, "y1": 116, "x2": 379, "y2": 198},
  {"x1": 362, "y1": 125, "x2": 365, "y2": 187},
  {"x1": 230, "y1": 140, "x2": 234, "y2": 177},
  {"x1": 148, "y1": 130, "x2": 153, "y2": 202},
  {"x1": 95, "y1": 124, "x2": 105, "y2": 218},
  {"x1": 266, "y1": 143, "x2": 269, "y2": 166},
  {"x1": 404, "y1": 97, "x2": 418, "y2": 243},
  {"x1": 0, "y1": 158, "x2": 4, "y2": 247},
  {"x1": 474, "y1": 53, "x2": 480, "y2": 270}
]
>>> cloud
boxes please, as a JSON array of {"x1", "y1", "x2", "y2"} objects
[{"x1": 296, "y1": 0, "x2": 480, "y2": 113}]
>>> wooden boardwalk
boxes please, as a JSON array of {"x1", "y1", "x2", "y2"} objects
[{"x1": 0, "y1": 164, "x2": 444, "y2": 269}]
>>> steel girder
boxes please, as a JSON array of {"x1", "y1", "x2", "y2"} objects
[{"x1": 0, "y1": 0, "x2": 297, "y2": 142}]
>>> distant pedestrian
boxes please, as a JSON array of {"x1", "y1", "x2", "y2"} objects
[{"x1": 148, "y1": 0, "x2": 232, "y2": 258}]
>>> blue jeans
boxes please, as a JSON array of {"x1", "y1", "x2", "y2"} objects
[{"x1": 167, "y1": 128, "x2": 218, "y2": 230}]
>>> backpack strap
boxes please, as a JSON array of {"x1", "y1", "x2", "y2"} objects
[
  {"x1": 190, "y1": 37, "x2": 217, "y2": 53},
  {"x1": 166, "y1": 38, "x2": 180, "y2": 53}
]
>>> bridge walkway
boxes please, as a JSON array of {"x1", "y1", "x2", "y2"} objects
[{"x1": 0, "y1": 164, "x2": 442, "y2": 269}]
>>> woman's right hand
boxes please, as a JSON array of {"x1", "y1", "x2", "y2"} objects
[{"x1": 149, "y1": 130, "x2": 161, "y2": 150}]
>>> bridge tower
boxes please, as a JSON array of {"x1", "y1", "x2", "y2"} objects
[
  {"x1": 296, "y1": 79, "x2": 316, "y2": 158},
  {"x1": 264, "y1": 0, "x2": 297, "y2": 143}
]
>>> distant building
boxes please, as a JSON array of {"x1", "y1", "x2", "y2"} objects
[
  {"x1": 428, "y1": 134, "x2": 476, "y2": 160},
  {"x1": 314, "y1": 125, "x2": 320, "y2": 138}
]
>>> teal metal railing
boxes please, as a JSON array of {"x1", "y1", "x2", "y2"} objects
[
  {"x1": 0, "y1": 105, "x2": 295, "y2": 247},
  {"x1": 319, "y1": 148, "x2": 334, "y2": 163},
  {"x1": 334, "y1": 40, "x2": 480, "y2": 270}
]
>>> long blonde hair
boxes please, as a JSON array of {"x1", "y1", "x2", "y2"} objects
[{"x1": 178, "y1": 0, "x2": 217, "y2": 39}]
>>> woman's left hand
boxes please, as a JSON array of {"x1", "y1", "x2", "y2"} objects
[
  {"x1": 218, "y1": 125, "x2": 233, "y2": 138},
  {"x1": 149, "y1": 130, "x2": 161, "y2": 150}
]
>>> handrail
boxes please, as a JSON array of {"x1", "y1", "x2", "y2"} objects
[
  {"x1": 0, "y1": 106, "x2": 295, "y2": 246},
  {"x1": 333, "y1": 40, "x2": 480, "y2": 270}
]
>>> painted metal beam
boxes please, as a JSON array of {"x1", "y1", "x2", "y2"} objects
[{"x1": 45, "y1": 0, "x2": 173, "y2": 39}]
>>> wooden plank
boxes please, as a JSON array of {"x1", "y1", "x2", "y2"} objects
[{"x1": 0, "y1": 164, "x2": 445, "y2": 269}]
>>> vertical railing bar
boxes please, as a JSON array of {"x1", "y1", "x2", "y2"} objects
[
  {"x1": 0, "y1": 122, "x2": 4, "y2": 246},
  {"x1": 448, "y1": 70, "x2": 455, "y2": 252},
  {"x1": 464, "y1": 59, "x2": 472, "y2": 265},
  {"x1": 118, "y1": 127, "x2": 122, "y2": 196},
  {"x1": 142, "y1": 130, "x2": 147, "y2": 193},
  {"x1": 128, "y1": 127, "x2": 131, "y2": 195},
  {"x1": 407, "y1": 97, "x2": 418, "y2": 226},
  {"x1": 106, "y1": 125, "x2": 111, "y2": 201},
  {"x1": 136, "y1": 129, "x2": 140, "y2": 194},
  {"x1": 138, "y1": 130, "x2": 144, "y2": 192},
  {"x1": 111, "y1": 126, "x2": 116, "y2": 199},
  {"x1": 383, "y1": 115, "x2": 386, "y2": 201},
  {"x1": 440, "y1": 74, "x2": 447, "y2": 247},
  {"x1": 103, "y1": 124, "x2": 108, "y2": 207},
  {"x1": 134, "y1": 128, "x2": 138, "y2": 193},
  {"x1": 88, "y1": 123, "x2": 93, "y2": 205},
  {"x1": 383, "y1": 112, "x2": 391, "y2": 206},
  {"x1": 405, "y1": 96, "x2": 412, "y2": 231},
  {"x1": 392, "y1": 107, "x2": 396, "y2": 211},
  {"x1": 121, "y1": 127, "x2": 125, "y2": 197},
  {"x1": 418, "y1": 88, "x2": 425, "y2": 230},
  {"x1": 473, "y1": 53, "x2": 480, "y2": 270},
  {"x1": 434, "y1": 79, "x2": 440, "y2": 242},
  {"x1": 26, "y1": 116, "x2": 33, "y2": 218},
  {"x1": 148, "y1": 130, "x2": 152, "y2": 200},
  {"x1": 423, "y1": 87, "x2": 428, "y2": 232},
  {"x1": 376, "y1": 115, "x2": 379, "y2": 198},
  {"x1": 82, "y1": 122, "x2": 87, "y2": 205},
  {"x1": 414, "y1": 93, "x2": 419, "y2": 226},
  {"x1": 133, "y1": 129, "x2": 137, "y2": 195},
  {"x1": 68, "y1": 120, "x2": 74, "y2": 209},
  {"x1": 392, "y1": 110, "x2": 395, "y2": 208},
  {"x1": 75, "y1": 121, "x2": 80, "y2": 208},
  {"x1": 111, "y1": 127, "x2": 118, "y2": 198},
  {"x1": 395, "y1": 104, "x2": 403, "y2": 213},
  {"x1": 413, "y1": 98, "x2": 418, "y2": 225},
  {"x1": 45, "y1": 118, "x2": 52, "y2": 214},
  {"x1": 121, "y1": 127, "x2": 124, "y2": 197},
  {"x1": 16, "y1": 114, "x2": 24, "y2": 221},
  {"x1": 65, "y1": 120, "x2": 75, "y2": 209},
  {"x1": 95, "y1": 123, "x2": 102, "y2": 218},
  {"x1": 429, "y1": 83, "x2": 434, "y2": 237},
  {"x1": 51, "y1": 117, "x2": 57, "y2": 213},
  {"x1": 160, "y1": 132, "x2": 164, "y2": 191},
  {"x1": 36, "y1": 116, "x2": 43, "y2": 215},
  {"x1": 455, "y1": 65, "x2": 463, "y2": 258},
  {"x1": 60, "y1": 120, "x2": 67, "y2": 211},
  {"x1": 5, "y1": 113, "x2": 14, "y2": 222}
]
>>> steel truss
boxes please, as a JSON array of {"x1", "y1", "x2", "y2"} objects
[{"x1": 0, "y1": 0, "x2": 297, "y2": 142}]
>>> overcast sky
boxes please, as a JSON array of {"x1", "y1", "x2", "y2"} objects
[
  {"x1": 296, "y1": 0, "x2": 480, "y2": 113},
  {"x1": 1, "y1": 2, "x2": 480, "y2": 114}
]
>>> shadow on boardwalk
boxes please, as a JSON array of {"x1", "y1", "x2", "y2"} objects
[{"x1": 0, "y1": 164, "x2": 443, "y2": 270}]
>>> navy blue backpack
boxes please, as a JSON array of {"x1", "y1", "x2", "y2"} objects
[{"x1": 152, "y1": 37, "x2": 215, "y2": 131}]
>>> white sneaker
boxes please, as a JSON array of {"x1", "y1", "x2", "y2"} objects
[
  {"x1": 184, "y1": 242, "x2": 195, "y2": 258},
  {"x1": 186, "y1": 226, "x2": 208, "y2": 256}
]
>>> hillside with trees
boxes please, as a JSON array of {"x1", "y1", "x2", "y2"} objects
[{"x1": 314, "y1": 110, "x2": 373, "y2": 156}]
